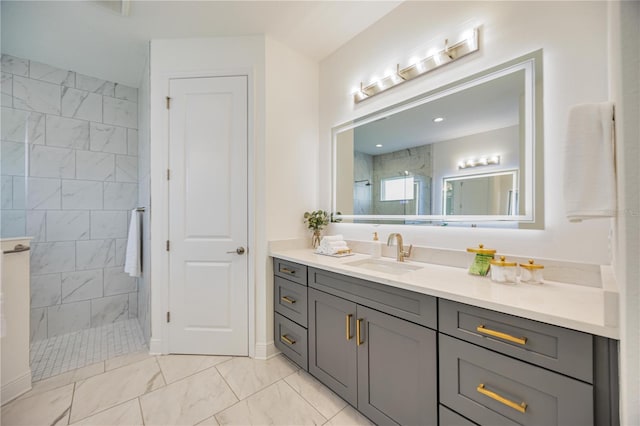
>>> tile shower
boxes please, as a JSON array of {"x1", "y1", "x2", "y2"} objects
[{"x1": 1, "y1": 53, "x2": 149, "y2": 378}]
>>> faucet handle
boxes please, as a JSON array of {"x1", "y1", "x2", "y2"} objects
[{"x1": 403, "y1": 244, "x2": 413, "y2": 259}]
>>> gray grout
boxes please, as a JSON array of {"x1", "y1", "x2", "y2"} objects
[{"x1": 30, "y1": 318, "x2": 145, "y2": 382}]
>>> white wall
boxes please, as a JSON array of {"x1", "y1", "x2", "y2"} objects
[
  {"x1": 149, "y1": 36, "x2": 318, "y2": 357},
  {"x1": 609, "y1": 1, "x2": 640, "y2": 424},
  {"x1": 263, "y1": 36, "x2": 319, "y2": 356},
  {"x1": 319, "y1": 1, "x2": 611, "y2": 264}
]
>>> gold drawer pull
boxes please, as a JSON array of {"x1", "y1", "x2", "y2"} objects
[
  {"x1": 280, "y1": 267, "x2": 296, "y2": 275},
  {"x1": 477, "y1": 384, "x2": 527, "y2": 414},
  {"x1": 281, "y1": 335, "x2": 296, "y2": 345},
  {"x1": 476, "y1": 325, "x2": 527, "y2": 345},
  {"x1": 281, "y1": 296, "x2": 296, "y2": 304},
  {"x1": 346, "y1": 314, "x2": 352, "y2": 340},
  {"x1": 356, "y1": 318, "x2": 364, "y2": 346}
]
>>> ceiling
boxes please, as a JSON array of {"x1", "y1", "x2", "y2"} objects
[{"x1": 1, "y1": 0, "x2": 402, "y2": 87}]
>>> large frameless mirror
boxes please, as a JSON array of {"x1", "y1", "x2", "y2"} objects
[{"x1": 332, "y1": 50, "x2": 543, "y2": 227}]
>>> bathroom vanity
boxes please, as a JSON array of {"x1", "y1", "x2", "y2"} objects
[{"x1": 271, "y1": 250, "x2": 619, "y2": 426}]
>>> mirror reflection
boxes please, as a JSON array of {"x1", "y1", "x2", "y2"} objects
[
  {"x1": 443, "y1": 170, "x2": 518, "y2": 216},
  {"x1": 333, "y1": 51, "x2": 540, "y2": 225}
]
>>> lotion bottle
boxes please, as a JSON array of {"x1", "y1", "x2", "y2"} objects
[{"x1": 370, "y1": 232, "x2": 382, "y2": 258}]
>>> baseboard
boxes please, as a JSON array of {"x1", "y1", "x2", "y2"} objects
[
  {"x1": 148, "y1": 337, "x2": 164, "y2": 355},
  {"x1": 1, "y1": 370, "x2": 32, "y2": 406},
  {"x1": 254, "y1": 341, "x2": 278, "y2": 360}
]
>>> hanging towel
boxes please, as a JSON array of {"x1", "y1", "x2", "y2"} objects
[
  {"x1": 124, "y1": 209, "x2": 142, "y2": 277},
  {"x1": 564, "y1": 102, "x2": 616, "y2": 222}
]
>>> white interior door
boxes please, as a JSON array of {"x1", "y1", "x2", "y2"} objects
[{"x1": 168, "y1": 75, "x2": 248, "y2": 355}]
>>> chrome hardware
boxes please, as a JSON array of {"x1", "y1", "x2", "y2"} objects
[
  {"x1": 3, "y1": 244, "x2": 30, "y2": 255},
  {"x1": 386, "y1": 233, "x2": 413, "y2": 262},
  {"x1": 227, "y1": 247, "x2": 246, "y2": 255},
  {"x1": 477, "y1": 384, "x2": 527, "y2": 413},
  {"x1": 476, "y1": 325, "x2": 527, "y2": 345}
]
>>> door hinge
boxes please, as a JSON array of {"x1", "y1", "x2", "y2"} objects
[
  {"x1": 166, "y1": 311, "x2": 171, "y2": 322},
  {"x1": 166, "y1": 240, "x2": 170, "y2": 251},
  {"x1": 166, "y1": 96, "x2": 171, "y2": 109},
  {"x1": 167, "y1": 169, "x2": 170, "y2": 180}
]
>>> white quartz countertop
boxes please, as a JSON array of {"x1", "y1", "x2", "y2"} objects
[{"x1": 269, "y1": 248, "x2": 619, "y2": 339}]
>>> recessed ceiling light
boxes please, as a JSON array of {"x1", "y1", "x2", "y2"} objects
[
  {"x1": 375, "y1": 144, "x2": 383, "y2": 148},
  {"x1": 433, "y1": 117, "x2": 445, "y2": 123}
]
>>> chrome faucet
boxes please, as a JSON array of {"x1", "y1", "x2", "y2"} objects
[{"x1": 387, "y1": 233, "x2": 413, "y2": 262}]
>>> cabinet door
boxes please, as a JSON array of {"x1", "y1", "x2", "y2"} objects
[
  {"x1": 308, "y1": 288, "x2": 358, "y2": 406},
  {"x1": 357, "y1": 305, "x2": 438, "y2": 426}
]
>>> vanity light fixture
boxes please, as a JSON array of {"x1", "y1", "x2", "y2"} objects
[
  {"x1": 458, "y1": 155, "x2": 501, "y2": 170},
  {"x1": 353, "y1": 27, "x2": 480, "y2": 104}
]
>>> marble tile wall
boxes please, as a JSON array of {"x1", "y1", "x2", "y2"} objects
[
  {"x1": 1, "y1": 54, "x2": 139, "y2": 341},
  {"x1": 372, "y1": 145, "x2": 432, "y2": 216}
]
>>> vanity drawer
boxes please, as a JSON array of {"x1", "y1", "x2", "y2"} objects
[
  {"x1": 439, "y1": 299, "x2": 593, "y2": 383},
  {"x1": 274, "y1": 258, "x2": 307, "y2": 286},
  {"x1": 274, "y1": 276, "x2": 307, "y2": 327},
  {"x1": 274, "y1": 312, "x2": 308, "y2": 370},
  {"x1": 439, "y1": 405, "x2": 478, "y2": 426},
  {"x1": 309, "y1": 267, "x2": 437, "y2": 329},
  {"x1": 439, "y1": 334, "x2": 593, "y2": 426}
]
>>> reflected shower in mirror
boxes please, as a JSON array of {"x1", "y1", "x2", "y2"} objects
[{"x1": 333, "y1": 50, "x2": 542, "y2": 226}]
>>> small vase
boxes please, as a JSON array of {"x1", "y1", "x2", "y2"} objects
[{"x1": 311, "y1": 230, "x2": 322, "y2": 248}]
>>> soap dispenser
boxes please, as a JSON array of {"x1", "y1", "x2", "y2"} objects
[{"x1": 371, "y1": 232, "x2": 382, "y2": 258}]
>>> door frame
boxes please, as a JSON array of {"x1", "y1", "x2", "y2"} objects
[{"x1": 150, "y1": 68, "x2": 255, "y2": 357}]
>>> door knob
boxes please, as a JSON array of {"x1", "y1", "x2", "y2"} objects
[{"x1": 227, "y1": 247, "x2": 246, "y2": 255}]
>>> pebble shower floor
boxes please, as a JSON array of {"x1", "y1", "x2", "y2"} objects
[{"x1": 29, "y1": 319, "x2": 146, "y2": 381}]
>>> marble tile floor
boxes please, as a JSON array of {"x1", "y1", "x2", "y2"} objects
[
  {"x1": 30, "y1": 318, "x2": 147, "y2": 381},
  {"x1": 1, "y1": 351, "x2": 374, "y2": 426}
]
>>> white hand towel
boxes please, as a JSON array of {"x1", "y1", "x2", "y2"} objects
[
  {"x1": 124, "y1": 209, "x2": 142, "y2": 277},
  {"x1": 320, "y1": 241, "x2": 348, "y2": 249},
  {"x1": 320, "y1": 235, "x2": 344, "y2": 242},
  {"x1": 564, "y1": 102, "x2": 616, "y2": 222}
]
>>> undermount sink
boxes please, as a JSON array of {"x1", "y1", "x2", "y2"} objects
[{"x1": 345, "y1": 258, "x2": 423, "y2": 275}]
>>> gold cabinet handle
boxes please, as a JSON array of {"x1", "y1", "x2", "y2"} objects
[
  {"x1": 356, "y1": 318, "x2": 364, "y2": 346},
  {"x1": 476, "y1": 325, "x2": 527, "y2": 345},
  {"x1": 280, "y1": 267, "x2": 296, "y2": 275},
  {"x1": 281, "y1": 296, "x2": 296, "y2": 304},
  {"x1": 477, "y1": 384, "x2": 527, "y2": 414},
  {"x1": 281, "y1": 335, "x2": 296, "y2": 345},
  {"x1": 346, "y1": 314, "x2": 352, "y2": 340}
]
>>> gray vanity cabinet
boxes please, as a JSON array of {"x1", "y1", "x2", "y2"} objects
[
  {"x1": 308, "y1": 286, "x2": 438, "y2": 425},
  {"x1": 273, "y1": 259, "x2": 309, "y2": 370},
  {"x1": 308, "y1": 288, "x2": 358, "y2": 405},
  {"x1": 272, "y1": 258, "x2": 618, "y2": 426},
  {"x1": 357, "y1": 305, "x2": 437, "y2": 426}
]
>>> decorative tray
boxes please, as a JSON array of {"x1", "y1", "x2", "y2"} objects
[{"x1": 315, "y1": 251, "x2": 355, "y2": 258}]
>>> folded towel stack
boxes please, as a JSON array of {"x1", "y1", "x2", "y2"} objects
[{"x1": 316, "y1": 235, "x2": 352, "y2": 255}]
